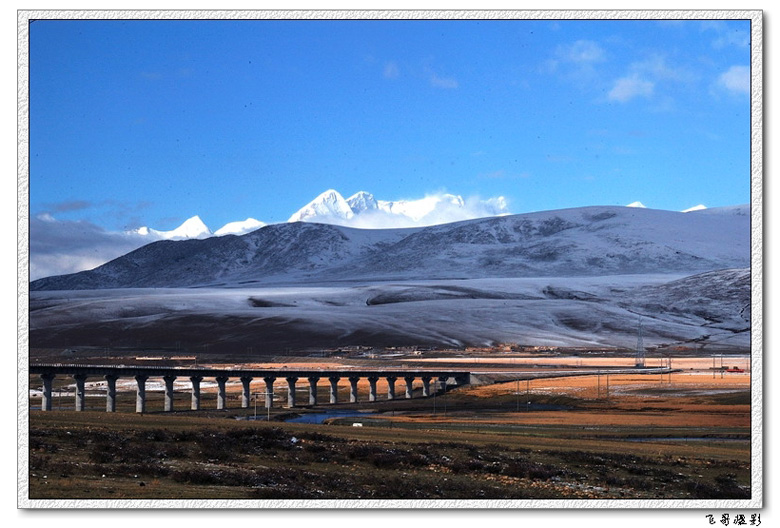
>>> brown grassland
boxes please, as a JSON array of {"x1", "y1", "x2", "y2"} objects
[{"x1": 26, "y1": 357, "x2": 752, "y2": 502}]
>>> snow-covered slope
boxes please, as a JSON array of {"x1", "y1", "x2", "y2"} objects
[
  {"x1": 29, "y1": 271, "x2": 751, "y2": 352},
  {"x1": 214, "y1": 218, "x2": 265, "y2": 236},
  {"x1": 31, "y1": 204, "x2": 750, "y2": 291}
]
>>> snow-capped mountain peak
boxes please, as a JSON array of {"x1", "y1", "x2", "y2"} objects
[
  {"x1": 682, "y1": 204, "x2": 707, "y2": 213},
  {"x1": 32, "y1": 204, "x2": 750, "y2": 291},
  {"x1": 131, "y1": 215, "x2": 212, "y2": 240},
  {"x1": 288, "y1": 189, "x2": 511, "y2": 228},
  {"x1": 347, "y1": 191, "x2": 379, "y2": 213},
  {"x1": 626, "y1": 201, "x2": 647, "y2": 208},
  {"x1": 168, "y1": 215, "x2": 212, "y2": 239},
  {"x1": 288, "y1": 189, "x2": 355, "y2": 223},
  {"x1": 214, "y1": 218, "x2": 265, "y2": 236}
]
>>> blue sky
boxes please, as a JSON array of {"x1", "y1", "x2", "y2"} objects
[{"x1": 30, "y1": 17, "x2": 752, "y2": 233}]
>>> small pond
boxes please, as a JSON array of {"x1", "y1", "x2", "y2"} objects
[{"x1": 284, "y1": 411, "x2": 380, "y2": 424}]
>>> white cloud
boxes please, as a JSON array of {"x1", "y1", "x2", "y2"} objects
[
  {"x1": 478, "y1": 169, "x2": 530, "y2": 180},
  {"x1": 717, "y1": 65, "x2": 750, "y2": 95},
  {"x1": 30, "y1": 215, "x2": 153, "y2": 280},
  {"x1": 383, "y1": 61, "x2": 400, "y2": 79},
  {"x1": 558, "y1": 40, "x2": 605, "y2": 64},
  {"x1": 633, "y1": 54, "x2": 694, "y2": 83},
  {"x1": 430, "y1": 73, "x2": 459, "y2": 89},
  {"x1": 608, "y1": 75, "x2": 654, "y2": 102},
  {"x1": 546, "y1": 40, "x2": 606, "y2": 84},
  {"x1": 597, "y1": 52, "x2": 696, "y2": 108},
  {"x1": 701, "y1": 21, "x2": 750, "y2": 49}
]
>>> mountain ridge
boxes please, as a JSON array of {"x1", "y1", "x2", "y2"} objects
[
  {"x1": 114, "y1": 190, "x2": 722, "y2": 248},
  {"x1": 31, "y1": 204, "x2": 750, "y2": 290}
]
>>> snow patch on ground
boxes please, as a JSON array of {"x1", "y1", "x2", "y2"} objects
[{"x1": 30, "y1": 272, "x2": 750, "y2": 352}]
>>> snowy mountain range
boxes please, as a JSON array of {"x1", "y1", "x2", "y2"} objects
[
  {"x1": 37, "y1": 189, "x2": 712, "y2": 282},
  {"x1": 29, "y1": 190, "x2": 516, "y2": 280},
  {"x1": 29, "y1": 203, "x2": 752, "y2": 352},
  {"x1": 126, "y1": 189, "x2": 511, "y2": 240},
  {"x1": 288, "y1": 189, "x2": 509, "y2": 228},
  {"x1": 31, "y1": 204, "x2": 749, "y2": 290},
  {"x1": 130, "y1": 215, "x2": 265, "y2": 239},
  {"x1": 126, "y1": 189, "x2": 709, "y2": 244},
  {"x1": 131, "y1": 215, "x2": 213, "y2": 239}
]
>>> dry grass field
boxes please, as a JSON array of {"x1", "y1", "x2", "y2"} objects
[{"x1": 25, "y1": 355, "x2": 752, "y2": 502}]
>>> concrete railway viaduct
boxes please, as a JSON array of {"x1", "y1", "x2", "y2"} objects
[{"x1": 29, "y1": 364, "x2": 472, "y2": 413}]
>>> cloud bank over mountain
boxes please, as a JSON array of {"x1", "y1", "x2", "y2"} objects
[{"x1": 30, "y1": 214, "x2": 152, "y2": 281}]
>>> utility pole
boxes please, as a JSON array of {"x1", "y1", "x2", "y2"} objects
[
  {"x1": 443, "y1": 379, "x2": 447, "y2": 417},
  {"x1": 433, "y1": 380, "x2": 437, "y2": 416},
  {"x1": 526, "y1": 379, "x2": 530, "y2": 412},
  {"x1": 635, "y1": 318, "x2": 645, "y2": 368},
  {"x1": 256, "y1": 391, "x2": 273, "y2": 421}
]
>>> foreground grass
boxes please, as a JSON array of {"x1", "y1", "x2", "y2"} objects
[{"x1": 27, "y1": 410, "x2": 750, "y2": 501}]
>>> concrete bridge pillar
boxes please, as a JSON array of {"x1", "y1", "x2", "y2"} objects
[
  {"x1": 190, "y1": 376, "x2": 203, "y2": 410},
  {"x1": 421, "y1": 376, "x2": 432, "y2": 397},
  {"x1": 368, "y1": 376, "x2": 379, "y2": 402},
  {"x1": 328, "y1": 376, "x2": 340, "y2": 404},
  {"x1": 404, "y1": 376, "x2": 415, "y2": 399},
  {"x1": 240, "y1": 376, "x2": 253, "y2": 408},
  {"x1": 163, "y1": 375, "x2": 176, "y2": 412},
  {"x1": 307, "y1": 376, "x2": 320, "y2": 406},
  {"x1": 386, "y1": 376, "x2": 397, "y2": 400},
  {"x1": 286, "y1": 377, "x2": 298, "y2": 408},
  {"x1": 74, "y1": 374, "x2": 87, "y2": 411},
  {"x1": 135, "y1": 375, "x2": 149, "y2": 413},
  {"x1": 263, "y1": 377, "x2": 276, "y2": 408},
  {"x1": 40, "y1": 373, "x2": 54, "y2": 411},
  {"x1": 348, "y1": 376, "x2": 360, "y2": 403},
  {"x1": 216, "y1": 376, "x2": 229, "y2": 410},
  {"x1": 105, "y1": 375, "x2": 118, "y2": 412}
]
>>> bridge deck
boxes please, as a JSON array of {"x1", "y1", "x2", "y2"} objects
[{"x1": 29, "y1": 363, "x2": 472, "y2": 379}]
